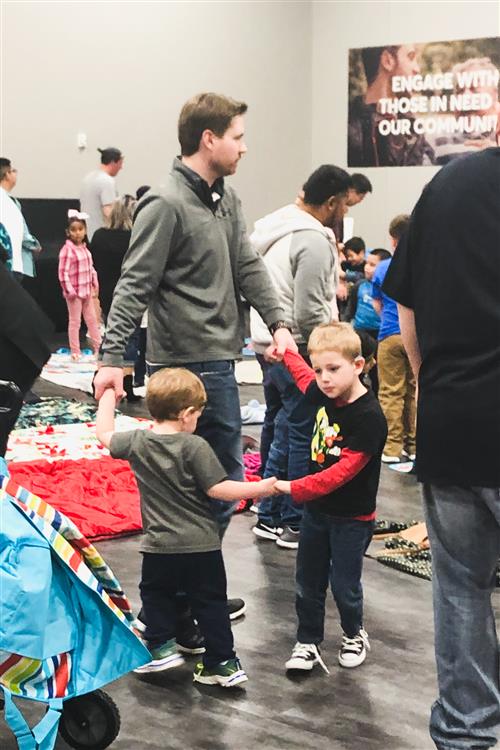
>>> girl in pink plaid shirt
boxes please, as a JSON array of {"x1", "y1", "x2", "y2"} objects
[{"x1": 58, "y1": 211, "x2": 101, "y2": 360}]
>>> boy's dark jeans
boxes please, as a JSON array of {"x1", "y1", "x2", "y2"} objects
[
  {"x1": 296, "y1": 506, "x2": 374, "y2": 642},
  {"x1": 140, "y1": 550, "x2": 235, "y2": 668}
]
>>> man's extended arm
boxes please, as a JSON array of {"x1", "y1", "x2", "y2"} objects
[
  {"x1": 100, "y1": 196, "x2": 177, "y2": 367},
  {"x1": 232, "y1": 197, "x2": 296, "y2": 355},
  {"x1": 94, "y1": 196, "x2": 178, "y2": 399},
  {"x1": 397, "y1": 303, "x2": 421, "y2": 379}
]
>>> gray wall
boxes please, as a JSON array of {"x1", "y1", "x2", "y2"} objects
[
  {"x1": 3, "y1": 1, "x2": 499, "y2": 239},
  {"x1": 312, "y1": 0, "x2": 500, "y2": 247},
  {"x1": 2, "y1": 1, "x2": 311, "y2": 225}
]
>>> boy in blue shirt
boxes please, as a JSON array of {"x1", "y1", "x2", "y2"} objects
[{"x1": 345, "y1": 248, "x2": 391, "y2": 339}]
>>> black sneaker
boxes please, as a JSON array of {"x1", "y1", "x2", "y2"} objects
[
  {"x1": 227, "y1": 598, "x2": 246, "y2": 621},
  {"x1": 252, "y1": 521, "x2": 283, "y2": 541},
  {"x1": 276, "y1": 526, "x2": 300, "y2": 549},
  {"x1": 176, "y1": 615, "x2": 206, "y2": 654},
  {"x1": 134, "y1": 612, "x2": 206, "y2": 655}
]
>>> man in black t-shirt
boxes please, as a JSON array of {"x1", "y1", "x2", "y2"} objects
[{"x1": 383, "y1": 148, "x2": 500, "y2": 750}]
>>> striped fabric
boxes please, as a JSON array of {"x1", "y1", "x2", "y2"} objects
[
  {"x1": 0, "y1": 650, "x2": 71, "y2": 700},
  {"x1": 0, "y1": 473, "x2": 137, "y2": 701},
  {"x1": 1, "y1": 475, "x2": 134, "y2": 622}
]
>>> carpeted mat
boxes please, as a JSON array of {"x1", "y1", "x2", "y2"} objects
[
  {"x1": 40, "y1": 351, "x2": 98, "y2": 393},
  {"x1": 6, "y1": 416, "x2": 152, "y2": 463},
  {"x1": 371, "y1": 519, "x2": 500, "y2": 586},
  {"x1": 15, "y1": 397, "x2": 99, "y2": 429}
]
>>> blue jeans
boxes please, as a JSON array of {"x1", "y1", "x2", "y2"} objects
[
  {"x1": 423, "y1": 484, "x2": 500, "y2": 750},
  {"x1": 148, "y1": 360, "x2": 243, "y2": 535},
  {"x1": 295, "y1": 506, "x2": 374, "y2": 642},
  {"x1": 255, "y1": 356, "x2": 315, "y2": 529}
]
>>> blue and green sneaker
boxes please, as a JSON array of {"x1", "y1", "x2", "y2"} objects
[
  {"x1": 193, "y1": 658, "x2": 248, "y2": 687},
  {"x1": 134, "y1": 638, "x2": 185, "y2": 674}
]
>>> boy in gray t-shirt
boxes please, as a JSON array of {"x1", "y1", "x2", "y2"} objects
[{"x1": 97, "y1": 368, "x2": 276, "y2": 688}]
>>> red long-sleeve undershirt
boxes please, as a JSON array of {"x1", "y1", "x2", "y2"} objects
[
  {"x1": 282, "y1": 349, "x2": 375, "y2": 520},
  {"x1": 290, "y1": 447, "x2": 370, "y2": 503}
]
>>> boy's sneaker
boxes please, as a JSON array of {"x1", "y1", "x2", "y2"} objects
[
  {"x1": 382, "y1": 454, "x2": 402, "y2": 464},
  {"x1": 133, "y1": 639, "x2": 185, "y2": 674},
  {"x1": 193, "y1": 658, "x2": 248, "y2": 688},
  {"x1": 285, "y1": 642, "x2": 330, "y2": 674},
  {"x1": 134, "y1": 614, "x2": 206, "y2": 654},
  {"x1": 338, "y1": 629, "x2": 370, "y2": 668},
  {"x1": 227, "y1": 598, "x2": 246, "y2": 620},
  {"x1": 253, "y1": 521, "x2": 283, "y2": 540},
  {"x1": 276, "y1": 527, "x2": 300, "y2": 549},
  {"x1": 176, "y1": 620, "x2": 206, "y2": 654}
]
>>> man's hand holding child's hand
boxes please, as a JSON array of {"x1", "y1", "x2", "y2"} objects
[{"x1": 264, "y1": 344, "x2": 283, "y2": 363}]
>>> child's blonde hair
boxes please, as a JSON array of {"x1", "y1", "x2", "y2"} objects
[
  {"x1": 307, "y1": 323, "x2": 362, "y2": 361},
  {"x1": 146, "y1": 368, "x2": 207, "y2": 421}
]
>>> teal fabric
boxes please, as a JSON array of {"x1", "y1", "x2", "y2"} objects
[{"x1": 0, "y1": 457, "x2": 150, "y2": 749}]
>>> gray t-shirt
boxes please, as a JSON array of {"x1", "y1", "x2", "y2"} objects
[
  {"x1": 80, "y1": 170, "x2": 118, "y2": 240},
  {"x1": 109, "y1": 430, "x2": 227, "y2": 554}
]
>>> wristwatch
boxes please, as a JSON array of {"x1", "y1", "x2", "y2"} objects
[{"x1": 268, "y1": 320, "x2": 292, "y2": 335}]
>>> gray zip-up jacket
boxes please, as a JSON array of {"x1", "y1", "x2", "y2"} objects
[{"x1": 100, "y1": 160, "x2": 284, "y2": 367}]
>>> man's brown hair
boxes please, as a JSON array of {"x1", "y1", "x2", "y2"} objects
[
  {"x1": 146, "y1": 368, "x2": 207, "y2": 421},
  {"x1": 389, "y1": 213, "x2": 410, "y2": 241},
  {"x1": 178, "y1": 93, "x2": 248, "y2": 156},
  {"x1": 308, "y1": 323, "x2": 362, "y2": 361}
]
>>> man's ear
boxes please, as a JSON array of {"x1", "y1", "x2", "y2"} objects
[
  {"x1": 380, "y1": 49, "x2": 396, "y2": 74},
  {"x1": 200, "y1": 128, "x2": 216, "y2": 152}
]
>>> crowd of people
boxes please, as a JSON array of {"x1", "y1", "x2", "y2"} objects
[{"x1": 1, "y1": 90, "x2": 498, "y2": 750}]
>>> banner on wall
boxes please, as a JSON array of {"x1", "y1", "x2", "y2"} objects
[{"x1": 347, "y1": 37, "x2": 500, "y2": 167}]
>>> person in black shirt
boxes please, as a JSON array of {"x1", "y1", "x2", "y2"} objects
[
  {"x1": 270, "y1": 323, "x2": 386, "y2": 673},
  {"x1": 383, "y1": 147, "x2": 500, "y2": 750}
]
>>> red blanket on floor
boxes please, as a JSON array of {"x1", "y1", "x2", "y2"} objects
[
  {"x1": 8, "y1": 456, "x2": 261, "y2": 539},
  {"x1": 8, "y1": 456, "x2": 141, "y2": 540}
]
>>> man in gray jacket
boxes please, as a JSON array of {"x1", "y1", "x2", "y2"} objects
[
  {"x1": 94, "y1": 93, "x2": 295, "y2": 610},
  {"x1": 250, "y1": 165, "x2": 351, "y2": 549}
]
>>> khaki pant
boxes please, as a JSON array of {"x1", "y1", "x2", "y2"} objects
[{"x1": 377, "y1": 333, "x2": 416, "y2": 457}]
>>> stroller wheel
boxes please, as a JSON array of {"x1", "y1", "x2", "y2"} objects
[{"x1": 59, "y1": 689, "x2": 120, "y2": 750}]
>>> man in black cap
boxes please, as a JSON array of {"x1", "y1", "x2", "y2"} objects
[{"x1": 80, "y1": 147, "x2": 124, "y2": 239}]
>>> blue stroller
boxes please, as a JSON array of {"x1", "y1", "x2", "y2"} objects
[{"x1": 0, "y1": 382, "x2": 150, "y2": 749}]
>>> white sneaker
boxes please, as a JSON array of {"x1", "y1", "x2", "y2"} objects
[
  {"x1": 381, "y1": 454, "x2": 401, "y2": 464},
  {"x1": 285, "y1": 642, "x2": 329, "y2": 674},
  {"x1": 338, "y1": 629, "x2": 370, "y2": 668}
]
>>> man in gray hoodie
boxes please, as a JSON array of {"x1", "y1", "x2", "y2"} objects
[
  {"x1": 250, "y1": 165, "x2": 351, "y2": 549},
  {"x1": 93, "y1": 93, "x2": 296, "y2": 623}
]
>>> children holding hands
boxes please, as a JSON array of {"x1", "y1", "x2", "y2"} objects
[
  {"x1": 96, "y1": 367, "x2": 276, "y2": 688},
  {"x1": 269, "y1": 322, "x2": 387, "y2": 672}
]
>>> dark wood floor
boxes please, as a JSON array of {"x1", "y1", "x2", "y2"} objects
[{"x1": 2, "y1": 362, "x2": 498, "y2": 750}]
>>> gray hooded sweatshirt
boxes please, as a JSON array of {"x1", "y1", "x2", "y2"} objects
[
  {"x1": 250, "y1": 204, "x2": 339, "y2": 352},
  {"x1": 100, "y1": 160, "x2": 283, "y2": 367}
]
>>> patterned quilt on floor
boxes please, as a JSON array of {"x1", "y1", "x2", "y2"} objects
[{"x1": 6, "y1": 400, "x2": 261, "y2": 540}]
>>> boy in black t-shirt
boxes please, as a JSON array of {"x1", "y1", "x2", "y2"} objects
[
  {"x1": 96, "y1": 369, "x2": 276, "y2": 687},
  {"x1": 272, "y1": 323, "x2": 387, "y2": 672}
]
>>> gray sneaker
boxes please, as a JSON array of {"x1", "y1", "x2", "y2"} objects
[{"x1": 276, "y1": 526, "x2": 300, "y2": 549}]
